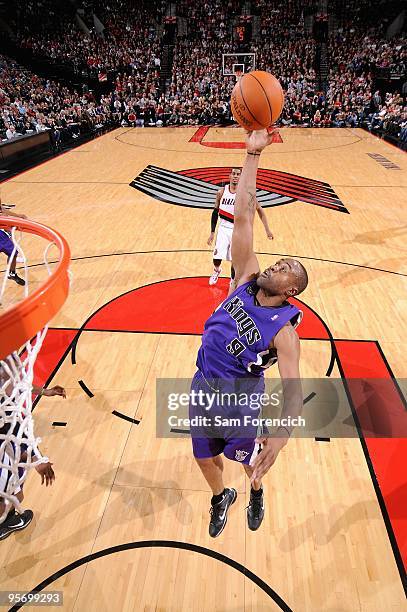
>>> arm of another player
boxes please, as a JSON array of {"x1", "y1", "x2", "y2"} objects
[
  {"x1": 0, "y1": 196, "x2": 27, "y2": 220},
  {"x1": 250, "y1": 325, "x2": 302, "y2": 482},
  {"x1": 256, "y1": 201, "x2": 273, "y2": 239},
  {"x1": 232, "y1": 130, "x2": 274, "y2": 287},
  {"x1": 31, "y1": 385, "x2": 66, "y2": 485},
  {"x1": 207, "y1": 188, "x2": 223, "y2": 245},
  {"x1": 32, "y1": 385, "x2": 66, "y2": 398}
]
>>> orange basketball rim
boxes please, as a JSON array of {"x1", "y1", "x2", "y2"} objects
[{"x1": 0, "y1": 217, "x2": 71, "y2": 361}]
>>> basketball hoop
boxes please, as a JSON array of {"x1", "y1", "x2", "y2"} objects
[{"x1": 0, "y1": 217, "x2": 70, "y2": 521}]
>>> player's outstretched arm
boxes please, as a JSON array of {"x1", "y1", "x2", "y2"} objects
[
  {"x1": 256, "y1": 202, "x2": 274, "y2": 239},
  {"x1": 1, "y1": 195, "x2": 27, "y2": 219},
  {"x1": 32, "y1": 385, "x2": 66, "y2": 398},
  {"x1": 207, "y1": 188, "x2": 223, "y2": 245},
  {"x1": 232, "y1": 130, "x2": 274, "y2": 287}
]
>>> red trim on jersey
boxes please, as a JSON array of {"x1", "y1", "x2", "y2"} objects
[{"x1": 219, "y1": 209, "x2": 234, "y2": 222}]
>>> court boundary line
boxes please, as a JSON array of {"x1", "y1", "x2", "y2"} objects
[
  {"x1": 3, "y1": 249, "x2": 405, "y2": 278},
  {"x1": 8, "y1": 541, "x2": 293, "y2": 612},
  {"x1": 115, "y1": 126, "x2": 364, "y2": 155}
]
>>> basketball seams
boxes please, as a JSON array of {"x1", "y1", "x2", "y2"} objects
[
  {"x1": 247, "y1": 72, "x2": 273, "y2": 125},
  {"x1": 238, "y1": 78, "x2": 263, "y2": 128}
]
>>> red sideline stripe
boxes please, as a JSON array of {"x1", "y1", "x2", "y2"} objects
[{"x1": 335, "y1": 339, "x2": 407, "y2": 573}]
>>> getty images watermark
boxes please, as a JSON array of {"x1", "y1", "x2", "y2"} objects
[
  {"x1": 166, "y1": 389, "x2": 305, "y2": 430},
  {"x1": 156, "y1": 378, "x2": 407, "y2": 439}
]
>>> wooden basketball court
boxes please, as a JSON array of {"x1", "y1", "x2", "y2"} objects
[{"x1": 0, "y1": 127, "x2": 406, "y2": 611}]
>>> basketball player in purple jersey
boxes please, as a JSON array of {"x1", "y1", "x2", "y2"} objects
[
  {"x1": 207, "y1": 168, "x2": 273, "y2": 287},
  {"x1": 190, "y1": 129, "x2": 308, "y2": 537},
  {"x1": 0, "y1": 196, "x2": 27, "y2": 286}
]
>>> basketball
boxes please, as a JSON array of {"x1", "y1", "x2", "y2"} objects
[{"x1": 230, "y1": 70, "x2": 285, "y2": 131}]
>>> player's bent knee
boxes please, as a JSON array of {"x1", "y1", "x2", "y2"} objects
[{"x1": 195, "y1": 456, "x2": 217, "y2": 466}]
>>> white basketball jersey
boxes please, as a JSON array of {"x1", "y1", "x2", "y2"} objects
[{"x1": 219, "y1": 185, "x2": 236, "y2": 228}]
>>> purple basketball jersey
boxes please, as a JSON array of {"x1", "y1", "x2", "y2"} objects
[{"x1": 196, "y1": 281, "x2": 302, "y2": 379}]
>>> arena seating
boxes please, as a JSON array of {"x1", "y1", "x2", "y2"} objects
[{"x1": 1, "y1": 0, "x2": 405, "y2": 147}]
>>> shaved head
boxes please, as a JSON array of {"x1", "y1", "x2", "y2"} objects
[
  {"x1": 290, "y1": 259, "x2": 308, "y2": 295},
  {"x1": 256, "y1": 258, "x2": 308, "y2": 298}
]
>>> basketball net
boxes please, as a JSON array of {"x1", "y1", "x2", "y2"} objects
[{"x1": 0, "y1": 222, "x2": 70, "y2": 523}]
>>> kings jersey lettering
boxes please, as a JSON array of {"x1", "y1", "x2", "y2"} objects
[{"x1": 223, "y1": 297, "x2": 261, "y2": 348}]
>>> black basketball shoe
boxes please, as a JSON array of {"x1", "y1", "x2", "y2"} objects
[
  {"x1": 247, "y1": 487, "x2": 265, "y2": 531},
  {"x1": 209, "y1": 488, "x2": 237, "y2": 538},
  {"x1": 0, "y1": 509, "x2": 34, "y2": 540},
  {"x1": 8, "y1": 272, "x2": 25, "y2": 286}
]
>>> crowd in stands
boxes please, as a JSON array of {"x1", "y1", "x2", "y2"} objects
[
  {"x1": 167, "y1": 0, "x2": 316, "y2": 126},
  {"x1": 15, "y1": 0, "x2": 163, "y2": 78},
  {"x1": 0, "y1": 55, "x2": 115, "y2": 146},
  {"x1": 1, "y1": 0, "x2": 405, "y2": 147},
  {"x1": 168, "y1": 0, "x2": 243, "y2": 125},
  {"x1": 325, "y1": 30, "x2": 406, "y2": 141}
]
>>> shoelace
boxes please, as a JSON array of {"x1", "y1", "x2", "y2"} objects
[
  {"x1": 248, "y1": 494, "x2": 263, "y2": 518},
  {"x1": 210, "y1": 495, "x2": 226, "y2": 518}
]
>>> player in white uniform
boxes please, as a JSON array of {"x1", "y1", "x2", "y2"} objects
[{"x1": 207, "y1": 168, "x2": 274, "y2": 287}]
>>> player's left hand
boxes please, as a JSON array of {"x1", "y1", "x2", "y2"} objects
[
  {"x1": 43, "y1": 385, "x2": 66, "y2": 398},
  {"x1": 266, "y1": 231, "x2": 274, "y2": 240},
  {"x1": 250, "y1": 436, "x2": 286, "y2": 482},
  {"x1": 35, "y1": 462, "x2": 55, "y2": 486}
]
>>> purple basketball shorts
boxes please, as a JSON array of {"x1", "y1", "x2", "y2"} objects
[
  {"x1": 0, "y1": 230, "x2": 14, "y2": 258},
  {"x1": 189, "y1": 369, "x2": 263, "y2": 465}
]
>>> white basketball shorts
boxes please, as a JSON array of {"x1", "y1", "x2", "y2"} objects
[{"x1": 213, "y1": 224, "x2": 233, "y2": 262}]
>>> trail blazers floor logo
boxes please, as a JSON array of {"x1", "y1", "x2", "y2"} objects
[{"x1": 130, "y1": 165, "x2": 348, "y2": 213}]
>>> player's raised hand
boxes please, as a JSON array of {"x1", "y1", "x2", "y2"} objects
[{"x1": 245, "y1": 128, "x2": 276, "y2": 154}]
